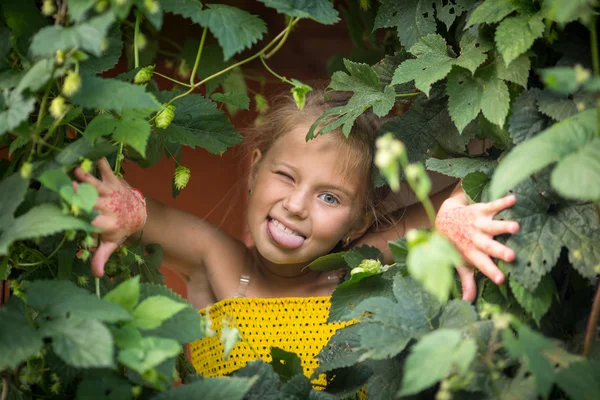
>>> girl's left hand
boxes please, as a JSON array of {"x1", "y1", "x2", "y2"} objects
[{"x1": 436, "y1": 194, "x2": 520, "y2": 302}]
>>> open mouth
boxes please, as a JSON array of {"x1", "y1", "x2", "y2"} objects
[{"x1": 267, "y1": 217, "x2": 306, "y2": 249}]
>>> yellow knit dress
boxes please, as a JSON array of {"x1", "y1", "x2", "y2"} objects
[{"x1": 189, "y1": 296, "x2": 353, "y2": 385}]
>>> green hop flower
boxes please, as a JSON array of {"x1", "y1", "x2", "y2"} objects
[
  {"x1": 82, "y1": 235, "x2": 97, "y2": 249},
  {"x1": 55, "y1": 50, "x2": 65, "y2": 65},
  {"x1": 290, "y1": 79, "x2": 312, "y2": 110},
  {"x1": 173, "y1": 165, "x2": 191, "y2": 190},
  {"x1": 94, "y1": 0, "x2": 109, "y2": 13},
  {"x1": 77, "y1": 275, "x2": 90, "y2": 287},
  {"x1": 63, "y1": 70, "x2": 81, "y2": 97},
  {"x1": 155, "y1": 104, "x2": 176, "y2": 129},
  {"x1": 42, "y1": 0, "x2": 56, "y2": 16},
  {"x1": 136, "y1": 33, "x2": 148, "y2": 50},
  {"x1": 49, "y1": 96, "x2": 67, "y2": 119},
  {"x1": 254, "y1": 94, "x2": 269, "y2": 114},
  {"x1": 134, "y1": 65, "x2": 155, "y2": 84},
  {"x1": 351, "y1": 259, "x2": 382, "y2": 276},
  {"x1": 77, "y1": 249, "x2": 90, "y2": 261},
  {"x1": 66, "y1": 230, "x2": 77, "y2": 241},
  {"x1": 20, "y1": 162, "x2": 32, "y2": 179},
  {"x1": 80, "y1": 158, "x2": 93, "y2": 173},
  {"x1": 144, "y1": 0, "x2": 159, "y2": 14},
  {"x1": 131, "y1": 386, "x2": 142, "y2": 398}
]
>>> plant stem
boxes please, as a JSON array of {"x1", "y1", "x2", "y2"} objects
[
  {"x1": 395, "y1": 92, "x2": 420, "y2": 98},
  {"x1": 114, "y1": 143, "x2": 124, "y2": 175},
  {"x1": 95, "y1": 278, "x2": 100, "y2": 298},
  {"x1": 1, "y1": 376, "x2": 8, "y2": 400},
  {"x1": 583, "y1": 281, "x2": 600, "y2": 357},
  {"x1": 190, "y1": 27, "x2": 208, "y2": 86},
  {"x1": 153, "y1": 72, "x2": 191, "y2": 87},
  {"x1": 591, "y1": 18, "x2": 600, "y2": 137},
  {"x1": 421, "y1": 197, "x2": 437, "y2": 229},
  {"x1": 260, "y1": 55, "x2": 293, "y2": 85},
  {"x1": 134, "y1": 12, "x2": 141, "y2": 69},
  {"x1": 264, "y1": 17, "x2": 296, "y2": 59},
  {"x1": 16, "y1": 234, "x2": 68, "y2": 267}
]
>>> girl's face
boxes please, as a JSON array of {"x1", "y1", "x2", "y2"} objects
[{"x1": 247, "y1": 123, "x2": 370, "y2": 269}]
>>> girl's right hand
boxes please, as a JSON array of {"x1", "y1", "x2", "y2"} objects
[{"x1": 73, "y1": 158, "x2": 146, "y2": 277}]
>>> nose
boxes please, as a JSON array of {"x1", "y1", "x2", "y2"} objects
[{"x1": 282, "y1": 188, "x2": 309, "y2": 219}]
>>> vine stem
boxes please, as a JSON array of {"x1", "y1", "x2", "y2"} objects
[
  {"x1": 264, "y1": 16, "x2": 295, "y2": 59},
  {"x1": 134, "y1": 11, "x2": 141, "y2": 69},
  {"x1": 190, "y1": 27, "x2": 208, "y2": 86},
  {"x1": 421, "y1": 198, "x2": 437, "y2": 229},
  {"x1": 583, "y1": 281, "x2": 600, "y2": 357},
  {"x1": 153, "y1": 71, "x2": 191, "y2": 87},
  {"x1": 591, "y1": 18, "x2": 600, "y2": 137},
  {"x1": 395, "y1": 92, "x2": 420, "y2": 98},
  {"x1": 260, "y1": 55, "x2": 293, "y2": 85},
  {"x1": 154, "y1": 17, "x2": 301, "y2": 114},
  {"x1": 95, "y1": 278, "x2": 100, "y2": 298}
]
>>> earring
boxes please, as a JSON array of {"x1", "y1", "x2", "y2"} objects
[
  {"x1": 248, "y1": 188, "x2": 253, "y2": 195},
  {"x1": 344, "y1": 237, "x2": 352, "y2": 246}
]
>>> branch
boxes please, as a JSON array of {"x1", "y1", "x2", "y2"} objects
[{"x1": 583, "y1": 281, "x2": 600, "y2": 357}]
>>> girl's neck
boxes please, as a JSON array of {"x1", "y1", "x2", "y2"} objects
[{"x1": 249, "y1": 247, "x2": 321, "y2": 285}]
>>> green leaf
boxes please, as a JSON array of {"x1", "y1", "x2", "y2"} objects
[
  {"x1": 462, "y1": 171, "x2": 490, "y2": 202},
  {"x1": 495, "y1": 177, "x2": 600, "y2": 290},
  {"x1": 0, "y1": 90, "x2": 36, "y2": 137},
  {"x1": 426, "y1": 157, "x2": 497, "y2": 178},
  {"x1": 407, "y1": 231, "x2": 462, "y2": 303},
  {"x1": 542, "y1": 0, "x2": 596, "y2": 25},
  {"x1": 270, "y1": 347, "x2": 304, "y2": 382},
  {"x1": 136, "y1": 0, "x2": 163, "y2": 29},
  {"x1": 388, "y1": 238, "x2": 408, "y2": 269},
  {"x1": 550, "y1": 137, "x2": 600, "y2": 201},
  {"x1": 365, "y1": 356, "x2": 404, "y2": 400},
  {"x1": 0, "y1": 70, "x2": 25, "y2": 90},
  {"x1": 104, "y1": 276, "x2": 141, "y2": 313},
  {"x1": 392, "y1": 274, "x2": 441, "y2": 329},
  {"x1": 15, "y1": 58, "x2": 55, "y2": 93},
  {"x1": 399, "y1": 329, "x2": 477, "y2": 396},
  {"x1": 197, "y1": 4, "x2": 267, "y2": 61},
  {"x1": 162, "y1": 0, "x2": 204, "y2": 24},
  {"x1": 67, "y1": 0, "x2": 96, "y2": 21},
  {"x1": 537, "y1": 89, "x2": 592, "y2": 121},
  {"x1": 83, "y1": 110, "x2": 152, "y2": 157},
  {"x1": 344, "y1": 245, "x2": 382, "y2": 268},
  {"x1": 76, "y1": 372, "x2": 133, "y2": 400},
  {"x1": 151, "y1": 377, "x2": 256, "y2": 400},
  {"x1": 221, "y1": 67, "x2": 248, "y2": 115},
  {"x1": 308, "y1": 251, "x2": 347, "y2": 272},
  {"x1": 503, "y1": 324, "x2": 555, "y2": 398},
  {"x1": 489, "y1": 109, "x2": 596, "y2": 200},
  {"x1": 447, "y1": 66, "x2": 510, "y2": 133},
  {"x1": 79, "y1": 25, "x2": 123, "y2": 75},
  {"x1": 495, "y1": 13, "x2": 544, "y2": 65},
  {"x1": 38, "y1": 168, "x2": 72, "y2": 192},
  {"x1": 438, "y1": 300, "x2": 478, "y2": 329},
  {"x1": 133, "y1": 295, "x2": 187, "y2": 330},
  {"x1": 42, "y1": 318, "x2": 114, "y2": 368},
  {"x1": 555, "y1": 361, "x2": 600, "y2": 400},
  {"x1": 308, "y1": 59, "x2": 394, "y2": 138},
  {"x1": 0, "y1": 298, "x2": 43, "y2": 370},
  {"x1": 29, "y1": 12, "x2": 115, "y2": 57},
  {"x1": 279, "y1": 374, "x2": 312, "y2": 398},
  {"x1": 393, "y1": 33, "x2": 488, "y2": 96},
  {"x1": 374, "y1": 0, "x2": 436, "y2": 49},
  {"x1": 233, "y1": 361, "x2": 281, "y2": 399},
  {"x1": 156, "y1": 92, "x2": 243, "y2": 155},
  {"x1": 59, "y1": 182, "x2": 98, "y2": 213},
  {"x1": 0, "y1": 204, "x2": 96, "y2": 255},
  {"x1": 509, "y1": 275, "x2": 555, "y2": 325},
  {"x1": 508, "y1": 89, "x2": 551, "y2": 145},
  {"x1": 71, "y1": 76, "x2": 160, "y2": 112},
  {"x1": 315, "y1": 324, "x2": 364, "y2": 373},
  {"x1": 539, "y1": 66, "x2": 583, "y2": 95},
  {"x1": 210, "y1": 92, "x2": 250, "y2": 111},
  {"x1": 466, "y1": 0, "x2": 519, "y2": 27},
  {"x1": 117, "y1": 336, "x2": 180, "y2": 374},
  {"x1": 328, "y1": 275, "x2": 394, "y2": 322},
  {"x1": 55, "y1": 137, "x2": 116, "y2": 165},
  {"x1": 2, "y1": 0, "x2": 47, "y2": 56},
  {"x1": 0, "y1": 172, "x2": 30, "y2": 230},
  {"x1": 495, "y1": 54, "x2": 531, "y2": 88},
  {"x1": 434, "y1": 0, "x2": 472, "y2": 30},
  {"x1": 258, "y1": 0, "x2": 340, "y2": 24}
]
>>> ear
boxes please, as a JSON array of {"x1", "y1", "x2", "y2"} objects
[
  {"x1": 248, "y1": 149, "x2": 263, "y2": 190},
  {"x1": 346, "y1": 210, "x2": 375, "y2": 243}
]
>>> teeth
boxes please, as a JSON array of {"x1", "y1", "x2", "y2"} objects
[{"x1": 272, "y1": 218, "x2": 301, "y2": 236}]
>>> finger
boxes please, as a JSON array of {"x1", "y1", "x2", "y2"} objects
[
  {"x1": 484, "y1": 194, "x2": 516, "y2": 214},
  {"x1": 475, "y1": 219, "x2": 519, "y2": 236},
  {"x1": 91, "y1": 240, "x2": 120, "y2": 277},
  {"x1": 456, "y1": 265, "x2": 476, "y2": 303},
  {"x1": 73, "y1": 167, "x2": 109, "y2": 195},
  {"x1": 97, "y1": 158, "x2": 118, "y2": 183},
  {"x1": 464, "y1": 249, "x2": 505, "y2": 284},
  {"x1": 72, "y1": 180, "x2": 78, "y2": 193},
  {"x1": 91, "y1": 215, "x2": 118, "y2": 231},
  {"x1": 472, "y1": 232, "x2": 516, "y2": 262}
]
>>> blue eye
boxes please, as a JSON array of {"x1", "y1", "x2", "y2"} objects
[{"x1": 319, "y1": 193, "x2": 339, "y2": 205}]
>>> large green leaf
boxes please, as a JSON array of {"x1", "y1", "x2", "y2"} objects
[
  {"x1": 399, "y1": 329, "x2": 477, "y2": 396},
  {"x1": 509, "y1": 275, "x2": 555, "y2": 325},
  {"x1": 315, "y1": 324, "x2": 365, "y2": 373},
  {"x1": 2, "y1": 0, "x2": 47, "y2": 56},
  {"x1": 26, "y1": 280, "x2": 132, "y2": 322},
  {"x1": 104, "y1": 276, "x2": 141, "y2": 313},
  {"x1": 555, "y1": 361, "x2": 600, "y2": 400},
  {"x1": 307, "y1": 59, "x2": 395, "y2": 138},
  {"x1": 426, "y1": 157, "x2": 497, "y2": 178},
  {"x1": 83, "y1": 111, "x2": 151, "y2": 157},
  {"x1": 438, "y1": 300, "x2": 478, "y2": 329},
  {"x1": 537, "y1": 89, "x2": 593, "y2": 122},
  {"x1": 0, "y1": 172, "x2": 30, "y2": 230},
  {"x1": 374, "y1": 0, "x2": 436, "y2": 49},
  {"x1": 393, "y1": 33, "x2": 488, "y2": 96},
  {"x1": 67, "y1": 0, "x2": 96, "y2": 21},
  {"x1": 71, "y1": 76, "x2": 160, "y2": 112},
  {"x1": 508, "y1": 89, "x2": 551, "y2": 145},
  {"x1": 0, "y1": 90, "x2": 36, "y2": 137},
  {"x1": 118, "y1": 336, "x2": 180, "y2": 374},
  {"x1": 434, "y1": 0, "x2": 475, "y2": 30},
  {"x1": 76, "y1": 372, "x2": 133, "y2": 400},
  {"x1": 156, "y1": 92, "x2": 243, "y2": 155},
  {"x1": 29, "y1": 12, "x2": 115, "y2": 57},
  {"x1": 42, "y1": 318, "x2": 115, "y2": 368},
  {"x1": 211, "y1": 92, "x2": 250, "y2": 111},
  {"x1": 462, "y1": 171, "x2": 490, "y2": 202},
  {"x1": 542, "y1": 0, "x2": 596, "y2": 25},
  {"x1": 270, "y1": 347, "x2": 303, "y2": 382},
  {"x1": 466, "y1": 0, "x2": 520, "y2": 27},
  {"x1": 151, "y1": 377, "x2": 256, "y2": 400},
  {"x1": 496, "y1": 177, "x2": 600, "y2": 290},
  {"x1": 233, "y1": 361, "x2": 281, "y2": 400},
  {"x1": 328, "y1": 275, "x2": 394, "y2": 322},
  {"x1": 495, "y1": 13, "x2": 544, "y2": 65},
  {"x1": 15, "y1": 58, "x2": 55, "y2": 93},
  {"x1": 0, "y1": 204, "x2": 96, "y2": 255},
  {"x1": 489, "y1": 109, "x2": 596, "y2": 199},
  {"x1": 197, "y1": 4, "x2": 266, "y2": 61},
  {"x1": 447, "y1": 66, "x2": 510, "y2": 133},
  {"x1": 495, "y1": 54, "x2": 531, "y2": 88},
  {"x1": 365, "y1": 356, "x2": 404, "y2": 400},
  {"x1": 258, "y1": 0, "x2": 339, "y2": 24},
  {"x1": 162, "y1": 0, "x2": 204, "y2": 25},
  {"x1": 133, "y1": 295, "x2": 187, "y2": 330},
  {"x1": 79, "y1": 25, "x2": 123, "y2": 75},
  {"x1": 550, "y1": 138, "x2": 600, "y2": 201},
  {"x1": 0, "y1": 298, "x2": 43, "y2": 370}
]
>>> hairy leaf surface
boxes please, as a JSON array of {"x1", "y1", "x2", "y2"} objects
[
  {"x1": 71, "y1": 76, "x2": 160, "y2": 112},
  {"x1": 426, "y1": 157, "x2": 497, "y2": 178},
  {"x1": 495, "y1": 13, "x2": 544, "y2": 65},
  {"x1": 258, "y1": 0, "x2": 340, "y2": 24},
  {"x1": 374, "y1": 0, "x2": 436, "y2": 49}
]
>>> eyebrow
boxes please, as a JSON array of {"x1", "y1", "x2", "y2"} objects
[{"x1": 273, "y1": 160, "x2": 355, "y2": 198}]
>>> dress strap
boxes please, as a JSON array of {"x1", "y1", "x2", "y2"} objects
[{"x1": 234, "y1": 273, "x2": 251, "y2": 298}]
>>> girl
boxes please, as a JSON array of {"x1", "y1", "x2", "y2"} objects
[{"x1": 73, "y1": 90, "x2": 518, "y2": 376}]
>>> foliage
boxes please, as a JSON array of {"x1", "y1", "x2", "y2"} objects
[{"x1": 1, "y1": 0, "x2": 600, "y2": 399}]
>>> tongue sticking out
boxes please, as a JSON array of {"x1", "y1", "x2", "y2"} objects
[{"x1": 267, "y1": 219, "x2": 305, "y2": 249}]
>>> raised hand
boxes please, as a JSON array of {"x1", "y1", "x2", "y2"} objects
[
  {"x1": 73, "y1": 158, "x2": 146, "y2": 277},
  {"x1": 436, "y1": 194, "x2": 520, "y2": 302}
]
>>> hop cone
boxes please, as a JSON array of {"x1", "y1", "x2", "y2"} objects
[
  {"x1": 156, "y1": 105, "x2": 176, "y2": 129},
  {"x1": 173, "y1": 166, "x2": 191, "y2": 190},
  {"x1": 134, "y1": 65, "x2": 155, "y2": 84}
]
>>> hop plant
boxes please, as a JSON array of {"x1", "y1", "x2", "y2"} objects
[
  {"x1": 80, "y1": 158, "x2": 93, "y2": 173},
  {"x1": 42, "y1": 0, "x2": 56, "y2": 16},
  {"x1": 49, "y1": 96, "x2": 67, "y2": 119},
  {"x1": 94, "y1": 0, "x2": 109, "y2": 13},
  {"x1": 62, "y1": 70, "x2": 81, "y2": 97},
  {"x1": 254, "y1": 94, "x2": 269, "y2": 114},
  {"x1": 144, "y1": 0, "x2": 159, "y2": 14},
  {"x1": 173, "y1": 165, "x2": 191, "y2": 190},
  {"x1": 76, "y1": 275, "x2": 89, "y2": 287},
  {"x1": 55, "y1": 50, "x2": 65, "y2": 65},
  {"x1": 137, "y1": 33, "x2": 148, "y2": 50},
  {"x1": 134, "y1": 65, "x2": 155, "y2": 84},
  {"x1": 20, "y1": 162, "x2": 32, "y2": 179},
  {"x1": 155, "y1": 104, "x2": 176, "y2": 128}
]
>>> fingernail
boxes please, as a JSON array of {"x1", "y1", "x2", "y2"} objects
[{"x1": 494, "y1": 274, "x2": 504, "y2": 284}]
